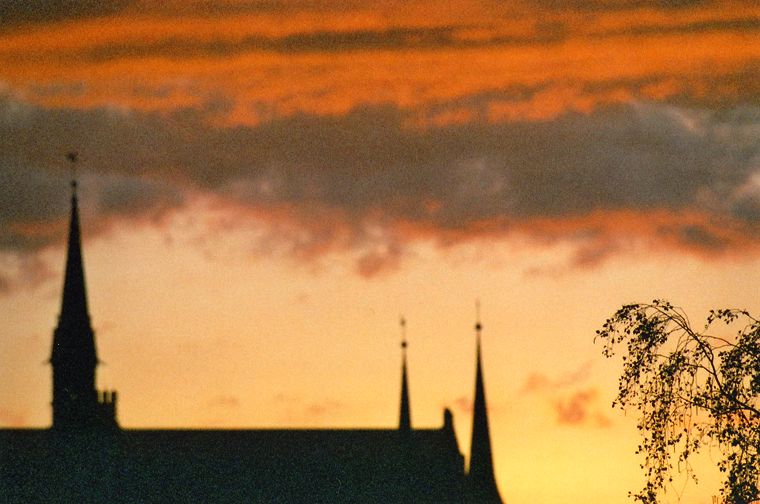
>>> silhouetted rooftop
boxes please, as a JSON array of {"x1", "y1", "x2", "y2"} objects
[{"x1": 1, "y1": 426, "x2": 465, "y2": 503}]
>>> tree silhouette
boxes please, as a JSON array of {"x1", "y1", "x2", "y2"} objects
[{"x1": 596, "y1": 300, "x2": 759, "y2": 504}]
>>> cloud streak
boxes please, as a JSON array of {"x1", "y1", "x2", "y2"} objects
[
  {"x1": 0, "y1": 0, "x2": 134, "y2": 28},
  {"x1": 0, "y1": 1, "x2": 756, "y2": 120},
  {"x1": 521, "y1": 364, "x2": 612, "y2": 427},
  {"x1": 553, "y1": 388, "x2": 612, "y2": 428},
  {"x1": 7, "y1": 15, "x2": 757, "y2": 66}
]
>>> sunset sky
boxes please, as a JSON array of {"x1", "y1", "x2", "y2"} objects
[{"x1": 1, "y1": 1, "x2": 759, "y2": 502}]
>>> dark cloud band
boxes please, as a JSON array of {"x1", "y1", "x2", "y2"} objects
[
  {"x1": 0, "y1": 0, "x2": 134, "y2": 28},
  {"x1": 0, "y1": 90, "x2": 758, "y2": 279}
]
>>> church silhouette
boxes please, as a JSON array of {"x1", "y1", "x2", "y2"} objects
[{"x1": 0, "y1": 177, "x2": 504, "y2": 503}]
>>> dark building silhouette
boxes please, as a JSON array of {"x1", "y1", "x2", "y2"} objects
[
  {"x1": 0, "y1": 178, "x2": 504, "y2": 503},
  {"x1": 51, "y1": 179, "x2": 118, "y2": 432}
]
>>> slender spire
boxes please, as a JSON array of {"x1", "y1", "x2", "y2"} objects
[
  {"x1": 399, "y1": 316, "x2": 411, "y2": 432},
  {"x1": 50, "y1": 153, "x2": 102, "y2": 430},
  {"x1": 468, "y1": 301, "x2": 503, "y2": 503},
  {"x1": 67, "y1": 151, "x2": 78, "y2": 195},
  {"x1": 58, "y1": 151, "x2": 92, "y2": 330}
]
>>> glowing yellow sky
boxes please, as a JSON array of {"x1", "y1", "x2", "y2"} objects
[{"x1": 0, "y1": 2, "x2": 758, "y2": 503}]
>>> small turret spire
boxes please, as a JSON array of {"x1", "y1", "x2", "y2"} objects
[
  {"x1": 399, "y1": 316, "x2": 411, "y2": 432},
  {"x1": 467, "y1": 301, "x2": 503, "y2": 503}
]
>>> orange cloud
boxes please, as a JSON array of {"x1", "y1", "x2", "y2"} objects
[
  {"x1": 304, "y1": 400, "x2": 344, "y2": 418},
  {"x1": 452, "y1": 396, "x2": 473, "y2": 413},
  {"x1": 521, "y1": 361, "x2": 594, "y2": 394},
  {"x1": 520, "y1": 365, "x2": 612, "y2": 428},
  {"x1": 206, "y1": 395, "x2": 240, "y2": 409},
  {"x1": 0, "y1": 2, "x2": 756, "y2": 124},
  {"x1": 272, "y1": 394, "x2": 344, "y2": 422},
  {"x1": 553, "y1": 388, "x2": 612, "y2": 428}
]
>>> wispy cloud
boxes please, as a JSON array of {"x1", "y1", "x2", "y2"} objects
[
  {"x1": 0, "y1": 0, "x2": 134, "y2": 28},
  {"x1": 553, "y1": 388, "x2": 612, "y2": 428},
  {"x1": 530, "y1": 0, "x2": 710, "y2": 13},
  {"x1": 272, "y1": 393, "x2": 344, "y2": 422},
  {"x1": 521, "y1": 361, "x2": 593, "y2": 393},
  {"x1": 521, "y1": 363, "x2": 612, "y2": 427},
  {"x1": 206, "y1": 395, "x2": 240, "y2": 409},
  {"x1": 304, "y1": 399, "x2": 343, "y2": 418},
  {"x1": 452, "y1": 395, "x2": 473, "y2": 413}
]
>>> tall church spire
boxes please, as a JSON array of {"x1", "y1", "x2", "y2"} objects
[
  {"x1": 398, "y1": 316, "x2": 411, "y2": 432},
  {"x1": 59, "y1": 152, "x2": 92, "y2": 333},
  {"x1": 467, "y1": 302, "x2": 503, "y2": 503},
  {"x1": 50, "y1": 153, "x2": 117, "y2": 431}
]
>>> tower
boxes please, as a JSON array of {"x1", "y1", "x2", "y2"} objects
[
  {"x1": 399, "y1": 317, "x2": 411, "y2": 432},
  {"x1": 467, "y1": 306, "x2": 503, "y2": 503},
  {"x1": 50, "y1": 153, "x2": 117, "y2": 431}
]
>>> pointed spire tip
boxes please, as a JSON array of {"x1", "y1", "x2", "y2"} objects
[
  {"x1": 400, "y1": 315, "x2": 408, "y2": 349},
  {"x1": 66, "y1": 151, "x2": 79, "y2": 196},
  {"x1": 398, "y1": 315, "x2": 411, "y2": 432}
]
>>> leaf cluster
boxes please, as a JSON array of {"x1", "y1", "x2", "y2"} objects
[{"x1": 596, "y1": 301, "x2": 759, "y2": 504}]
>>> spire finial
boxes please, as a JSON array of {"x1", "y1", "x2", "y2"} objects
[
  {"x1": 400, "y1": 315, "x2": 408, "y2": 351},
  {"x1": 66, "y1": 151, "x2": 78, "y2": 196},
  {"x1": 398, "y1": 315, "x2": 411, "y2": 432},
  {"x1": 475, "y1": 299, "x2": 482, "y2": 335}
]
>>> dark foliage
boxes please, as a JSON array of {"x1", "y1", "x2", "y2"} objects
[{"x1": 596, "y1": 300, "x2": 759, "y2": 504}]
